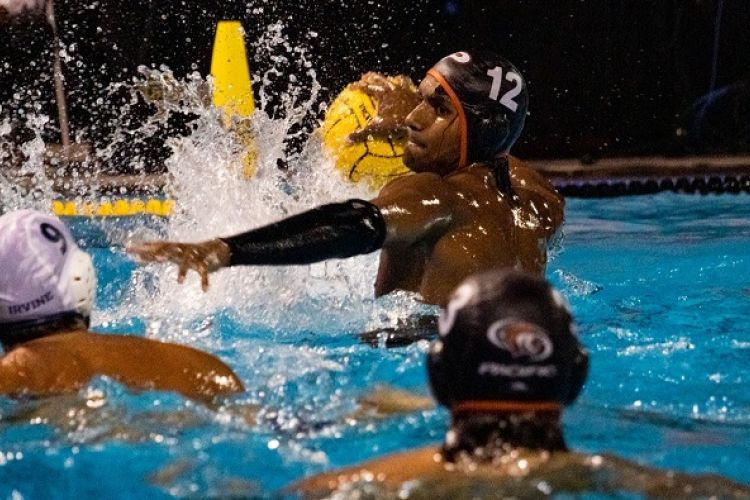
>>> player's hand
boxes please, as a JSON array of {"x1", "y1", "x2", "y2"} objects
[
  {"x1": 127, "y1": 239, "x2": 231, "y2": 292},
  {"x1": 355, "y1": 385, "x2": 434, "y2": 416},
  {"x1": 348, "y1": 72, "x2": 420, "y2": 143}
]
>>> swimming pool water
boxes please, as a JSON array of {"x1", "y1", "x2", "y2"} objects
[{"x1": 0, "y1": 192, "x2": 748, "y2": 498}]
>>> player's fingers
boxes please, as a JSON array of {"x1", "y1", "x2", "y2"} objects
[
  {"x1": 197, "y1": 264, "x2": 210, "y2": 292},
  {"x1": 360, "y1": 71, "x2": 385, "y2": 83},
  {"x1": 365, "y1": 72, "x2": 391, "y2": 87},
  {"x1": 350, "y1": 83, "x2": 381, "y2": 101},
  {"x1": 364, "y1": 83, "x2": 389, "y2": 97},
  {"x1": 347, "y1": 129, "x2": 369, "y2": 143},
  {"x1": 141, "y1": 243, "x2": 181, "y2": 263},
  {"x1": 177, "y1": 265, "x2": 188, "y2": 284}
]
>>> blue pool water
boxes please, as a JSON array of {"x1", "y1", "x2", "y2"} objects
[{"x1": 0, "y1": 192, "x2": 749, "y2": 498}]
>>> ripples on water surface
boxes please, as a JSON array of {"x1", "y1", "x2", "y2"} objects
[{"x1": 1, "y1": 191, "x2": 747, "y2": 498}]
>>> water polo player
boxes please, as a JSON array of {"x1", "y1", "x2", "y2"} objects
[
  {"x1": 0, "y1": 210, "x2": 243, "y2": 400},
  {"x1": 291, "y1": 270, "x2": 750, "y2": 497},
  {"x1": 129, "y1": 50, "x2": 563, "y2": 307}
]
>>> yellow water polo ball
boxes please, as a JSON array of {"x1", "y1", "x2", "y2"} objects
[{"x1": 321, "y1": 87, "x2": 410, "y2": 190}]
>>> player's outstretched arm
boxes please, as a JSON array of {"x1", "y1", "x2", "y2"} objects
[
  {"x1": 128, "y1": 175, "x2": 456, "y2": 291},
  {"x1": 128, "y1": 199, "x2": 388, "y2": 290}
]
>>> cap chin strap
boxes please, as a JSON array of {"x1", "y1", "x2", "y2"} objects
[
  {"x1": 1, "y1": 311, "x2": 87, "y2": 348},
  {"x1": 489, "y1": 156, "x2": 513, "y2": 196},
  {"x1": 452, "y1": 400, "x2": 562, "y2": 416},
  {"x1": 427, "y1": 68, "x2": 468, "y2": 170}
]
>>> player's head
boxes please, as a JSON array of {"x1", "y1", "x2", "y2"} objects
[
  {"x1": 0, "y1": 210, "x2": 96, "y2": 346},
  {"x1": 428, "y1": 269, "x2": 587, "y2": 414},
  {"x1": 404, "y1": 50, "x2": 528, "y2": 173}
]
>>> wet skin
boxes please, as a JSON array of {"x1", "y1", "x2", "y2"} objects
[
  {"x1": 0, "y1": 329, "x2": 244, "y2": 401},
  {"x1": 127, "y1": 75, "x2": 563, "y2": 307},
  {"x1": 371, "y1": 75, "x2": 563, "y2": 306},
  {"x1": 290, "y1": 446, "x2": 750, "y2": 498}
]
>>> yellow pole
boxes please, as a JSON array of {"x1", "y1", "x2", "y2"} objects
[
  {"x1": 211, "y1": 21, "x2": 255, "y2": 121},
  {"x1": 210, "y1": 21, "x2": 257, "y2": 178}
]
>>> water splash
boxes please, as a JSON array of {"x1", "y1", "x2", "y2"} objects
[
  {"x1": 553, "y1": 269, "x2": 602, "y2": 297},
  {"x1": 0, "y1": 17, "x2": 430, "y2": 340},
  {"x1": 0, "y1": 113, "x2": 58, "y2": 212},
  {"x1": 89, "y1": 26, "x2": 432, "y2": 344},
  {"x1": 0, "y1": 23, "x2": 436, "y2": 496},
  {"x1": 0, "y1": 0, "x2": 45, "y2": 16}
]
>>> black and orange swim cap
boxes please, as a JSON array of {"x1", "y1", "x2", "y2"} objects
[
  {"x1": 428, "y1": 50, "x2": 529, "y2": 168},
  {"x1": 428, "y1": 269, "x2": 588, "y2": 411}
]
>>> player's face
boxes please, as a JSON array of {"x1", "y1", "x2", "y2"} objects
[{"x1": 403, "y1": 75, "x2": 461, "y2": 175}]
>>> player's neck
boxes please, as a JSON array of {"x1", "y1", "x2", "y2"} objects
[
  {"x1": 1, "y1": 314, "x2": 88, "y2": 351},
  {"x1": 446, "y1": 159, "x2": 481, "y2": 177},
  {"x1": 443, "y1": 409, "x2": 567, "y2": 461},
  {"x1": 446, "y1": 157, "x2": 506, "y2": 177}
]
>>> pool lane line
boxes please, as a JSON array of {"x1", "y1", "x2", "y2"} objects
[{"x1": 52, "y1": 198, "x2": 174, "y2": 217}]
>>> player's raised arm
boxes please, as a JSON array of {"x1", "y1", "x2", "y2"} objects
[{"x1": 347, "y1": 72, "x2": 421, "y2": 142}]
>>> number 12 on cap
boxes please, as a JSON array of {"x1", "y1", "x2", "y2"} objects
[{"x1": 487, "y1": 66, "x2": 522, "y2": 112}]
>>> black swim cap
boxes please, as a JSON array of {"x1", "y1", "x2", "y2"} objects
[
  {"x1": 428, "y1": 270, "x2": 588, "y2": 411},
  {"x1": 428, "y1": 50, "x2": 529, "y2": 168}
]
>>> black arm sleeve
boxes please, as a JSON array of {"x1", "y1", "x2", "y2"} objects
[{"x1": 220, "y1": 199, "x2": 387, "y2": 266}]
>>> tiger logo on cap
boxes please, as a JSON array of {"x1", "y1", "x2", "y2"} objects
[{"x1": 486, "y1": 319, "x2": 554, "y2": 362}]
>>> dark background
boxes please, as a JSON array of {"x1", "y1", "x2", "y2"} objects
[{"x1": 2, "y1": 0, "x2": 749, "y2": 173}]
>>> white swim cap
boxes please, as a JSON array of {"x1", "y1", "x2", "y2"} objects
[{"x1": 0, "y1": 210, "x2": 96, "y2": 327}]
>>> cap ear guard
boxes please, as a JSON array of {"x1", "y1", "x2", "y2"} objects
[
  {"x1": 0, "y1": 210, "x2": 97, "y2": 342},
  {"x1": 62, "y1": 248, "x2": 97, "y2": 322},
  {"x1": 549, "y1": 292, "x2": 588, "y2": 405},
  {"x1": 429, "y1": 281, "x2": 479, "y2": 407},
  {"x1": 428, "y1": 323, "x2": 588, "y2": 409},
  {"x1": 465, "y1": 106, "x2": 512, "y2": 160},
  {"x1": 427, "y1": 341, "x2": 449, "y2": 406},
  {"x1": 564, "y1": 345, "x2": 589, "y2": 405}
]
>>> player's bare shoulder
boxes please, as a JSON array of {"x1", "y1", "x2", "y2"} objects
[
  {"x1": 379, "y1": 171, "x2": 445, "y2": 196},
  {"x1": 509, "y1": 157, "x2": 563, "y2": 205},
  {"x1": 508, "y1": 156, "x2": 560, "y2": 198},
  {"x1": 376, "y1": 171, "x2": 457, "y2": 207},
  {"x1": 509, "y1": 156, "x2": 564, "y2": 233}
]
